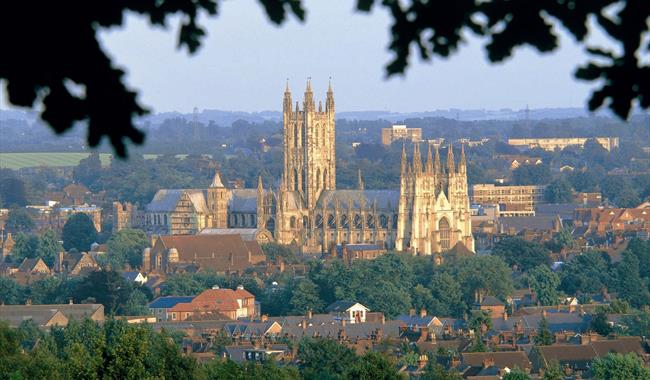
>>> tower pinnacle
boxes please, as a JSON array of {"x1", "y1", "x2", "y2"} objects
[
  {"x1": 447, "y1": 143, "x2": 455, "y2": 174},
  {"x1": 459, "y1": 144, "x2": 467, "y2": 174},
  {"x1": 358, "y1": 169, "x2": 364, "y2": 190},
  {"x1": 413, "y1": 142, "x2": 422, "y2": 173},
  {"x1": 426, "y1": 143, "x2": 434, "y2": 174}
]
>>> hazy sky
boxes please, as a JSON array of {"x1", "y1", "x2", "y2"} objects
[{"x1": 6, "y1": 0, "x2": 609, "y2": 114}]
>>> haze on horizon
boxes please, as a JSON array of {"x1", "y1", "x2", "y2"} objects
[{"x1": 2, "y1": 0, "x2": 613, "y2": 115}]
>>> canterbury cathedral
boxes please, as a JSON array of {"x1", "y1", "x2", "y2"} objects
[{"x1": 142, "y1": 80, "x2": 474, "y2": 255}]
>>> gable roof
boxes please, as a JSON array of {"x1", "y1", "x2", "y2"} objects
[
  {"x1": 146, "y1": 189, "x2": 209, "y2": 214},
  {"x1": 462, "y1": 351, "x2": 532, "y2": 370},
  {"x1": 325, "y1": 301, "x2": 369, "y2": 313}
]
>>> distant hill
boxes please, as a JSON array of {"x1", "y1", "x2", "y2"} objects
[{"x1": 0, "y1": 106, "x2": 633, "y2": 127}]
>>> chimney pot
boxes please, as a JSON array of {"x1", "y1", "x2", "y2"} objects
[{"x1": 420, "y1": 308, "x2": 427, "y2": 318}]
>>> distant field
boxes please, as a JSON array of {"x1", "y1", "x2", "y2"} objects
[
  {"x1": 0, "y1": 152, "x2": 199, "y2": 169},
  {"x1": 0, "y1": 153, "x2": 113, "y2": 169}
]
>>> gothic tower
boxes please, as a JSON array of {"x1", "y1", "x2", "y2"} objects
[
  {"x1": 207, "y1": 171, "x2": 229, "y2": 228},
  {"x1": 283, "y1": 79, "x2": 336, "y2": 210}
]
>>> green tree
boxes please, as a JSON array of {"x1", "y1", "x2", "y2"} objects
[
  {"x1": 590, "y1": 309, "x2": 613, "y2": 336},
  {"x1": 512, "y1": 164, "x2": 551, "y2": 186},
  {"x1": 0, "y1": 176, "x2": 28, "y2": 208},
  {"x1": 544, "y1": 178, "x2": 573, "y2": 203},
  {"x1": 0, "y1": 277, "x2": 24, "y2": 304},
  {"x1": 62, "y1": 213, "x2": 97, "y2": 251},
  {"x1": 10, "y1": 233, "x2": 40, "y2": 262},
  {"x1": 493, "y1": 237, "x2": 549, "y2": 272},
  {"x1": 421, "y1": 362, "x2": 462, "y2": 380},
  {"x1": 619, "y1": 312, "x2": 650, "y2": 337},
  {"x1": 261, "y1": 242, "x2": 298, "y2": 264},
  {"x1": 204, "y1": 358, "x2": 243, "y2": 380},
  {"x1": 528, "y1": 265, "x2": 560, "y2": 306},
  {"x1": 502, "y1": 369, "x2": 532, "y2": 380},
  {"x1": 36, "y1": 229, "x2": 63, "y2": 267},
  {"x1": 592, "y1": 353, "x2": 650, "y2": 380},
  {"x1": 106, "y1": 228, "x2": 149, "y2": 269},
  {"x1": 428, "y1": 272, "x2": 465, "y2": 318},
  {"x1": 559, "y1": 252, "x2": 612, "y2": 295},
  {"x1": 73, "y1": 271, "x2": 134, "y2": 315},
  {"x1": 5, "y1": 208, "x2": 35, "y2": 234},
  {"x1": 534, "y1": 316, "x2": 554, "y2": 346},
  {"x1": 445, "y1": 255, "x2": 513, "y2": 306},
  {"x1": 411, "y1": 284, "x2": 434, "y2": 315},
  {"x1": 346, "y1": 351, "x2": 402, "y2": 380},
  {"x1": 615, "y1": 252, "x2": 650, "y2": 308},
  {"x1": 541, "y1": 361, "x2": 564, "y2": 380},
  {"x1": 469, "y1": 310, "x2": 493, "y2": 336},
  {"x1": 73, "y1": 153, "x2": 102, "y2": 187},
  {"x1": 289, "y1": 278, "x2": 324, "y2": 315},
  {"x1": 297, "y1": 338, "x2": 357, "y2": 380}
]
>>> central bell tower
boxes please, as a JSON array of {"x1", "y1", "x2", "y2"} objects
[{"x1": 283, "y1": 79, "x2": 336, "y2": 209}]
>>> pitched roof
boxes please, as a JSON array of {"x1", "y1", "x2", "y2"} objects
[
  {"x1": 229, "y1": 189, "x2": 259, "y2": 213},
  {"x1": 146, "y1": 189, "x2": 209, "y2": 214},
  {"x1": 156, "y1": 234, "x2": 265, "y2": 272},
  {"x1": 462, "y1": 351, "x2": 532, "y2": 370},
  {"x1": 170, "y1": 288, "x2": 255, "y2": 313},
  {"x1": 480, "y1": 296, "x2": 505, "y2": 307},
  {"x1": 317, "y1": 190, "x2": 400, "y2": 211},
  {"x1": 325, "y1": 301, "x2": 368, "y2": 313},
  {"x1": 0, "y1": 304, "x2": 103, "y2": 327},
  {"x1": 149, "y1": 296, "x2": 195, "y2": 309}
]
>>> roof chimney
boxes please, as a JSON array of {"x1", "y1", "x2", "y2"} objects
[
  {"x1": 409, "y1": 308, "x2": 416, "y2": 317},
  {"x1": 420, "y1": 308, "x2": 427, "y2": 318},
  {"x1": 307, "y1": 309, "x2": 313, "y2": 319}
]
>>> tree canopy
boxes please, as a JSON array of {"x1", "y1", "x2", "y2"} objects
[
  {"x1": 62, "y1": 213, "x2": 98, "y2": 252},
  {"x1": 2, "y1": 1, "x2": 647, "y2": 156}
]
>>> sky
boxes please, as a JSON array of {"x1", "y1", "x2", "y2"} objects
[{"x1": 5, "y1": 0, "x2": 610, "y2": 114}]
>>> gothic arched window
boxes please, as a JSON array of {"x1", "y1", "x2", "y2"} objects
[
  {"x1": 380, "y1": 214, "x2": 388, "y2": 228},
  {"x1": 353, "y1": 214, "x2": 362, "y2": 229},
  {"x1": 366, "y1": 214, "x2": 375, "y2": 229},
  {"x1": 290, "y1": 216, "x2": 296, "y2": 229},
  {"x1": 340, "y1": 214, "x2": 349, "y2": 228},
  {"x1": 439, "y1": 217, "x2": 450, "y2": 250},
  {"x1": 327, "y1": 214, "x2": 336, "y2": 229},
  {"x1": 315, "y1": 214, "x2": 323, "y2": 228}
]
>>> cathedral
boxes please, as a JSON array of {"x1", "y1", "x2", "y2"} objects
[{"x1": 143, "y1": 80, "x2": 474, "y2": 255}]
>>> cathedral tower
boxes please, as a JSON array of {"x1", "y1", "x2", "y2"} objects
[
  {"x1": 207, "y1": 171, "x2": 229, "y2": 228},
  {"x1": 283, "y1": 79, "x2": 336, "y2": 210}
]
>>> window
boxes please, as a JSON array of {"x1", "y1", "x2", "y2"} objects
[
  {"x1": 171, "y1": 312, "x2": 177, "y2": 320},
  {"x1": 439, "y1": 218, "x2": 450, "y2": 250}
]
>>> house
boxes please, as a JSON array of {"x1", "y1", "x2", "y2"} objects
[
  {"x1": 167, "y1": 286, "x2": 256, "y2": 321},
  {"x1": 0, "y1": 303, "x2": 104, "y2": 328},
  {"x1": 574, "y1": 207, "x2": 650, "y2": 236},
  {"x1": 475, "y1": 296, "x2": 506, "y2": 318},
  {"x1": 54, "y1": 251, "x2": 100, "y2": 276},
  {"x1": 18, "y1": 258, "x2": 51, "y2": 275},
  {"x1": 222, "y1": 344, "x2": 290, "y2": 364},
  {"x1": 461, "y1": 352, "x2": 533, "y2": 379},
  {"x1": 325, "y1": 301, "x2": 370, "y2": 323},
  {"x1": 148, "y1": 296, "x2": 194, "y2": 322},
  {"x1": 531, "y1": 336, "x2": 649, "y2": 377},
  {"x1": 223, "y1": 320, "x2": 283, "y2": 339},
  {"x1": 122, "y1": 271, "x2": 147, "y2": 285},
  {"x1": 143, "y1": 234, "x2": 266, "y2": 275},
  {"x1": 332, "y1": 243, "x2": 387, "y2": 263}
]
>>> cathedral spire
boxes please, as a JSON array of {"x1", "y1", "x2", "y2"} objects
[
  {"x1": 257, "y1": 175, "x2": 264, "y2": 192},
  {"x1": 304, "y1": 77, "x2": 315, "y2": 111},
  {"x1": 434, "y1": 144, "x2": 441, "y2": 174},
  {"x1": 357, "y1": 169, "x2": 364, "y2": 190},
  {"x1": 447, "y1": 143, "x2": 455, "y2": 174},
  {"x1": 412, "y1": 142, "x2": 422, "y2": 173},
  {"x1": 326, "y1": 77, "x2": 334, "y2": 113},
  {"x1": 283, "y1": 79, "x2": 292, "y2": 114},
  {"x1": 426, "y1": 143, "x2": 434, "y2": 174},
  {"x1": 459, "y1": 143, "x2": 467, "y2": 174}
]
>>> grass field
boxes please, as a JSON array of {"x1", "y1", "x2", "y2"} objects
[{"x1": 0, "y1": 153, "x2": 113, "y2": 170}]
